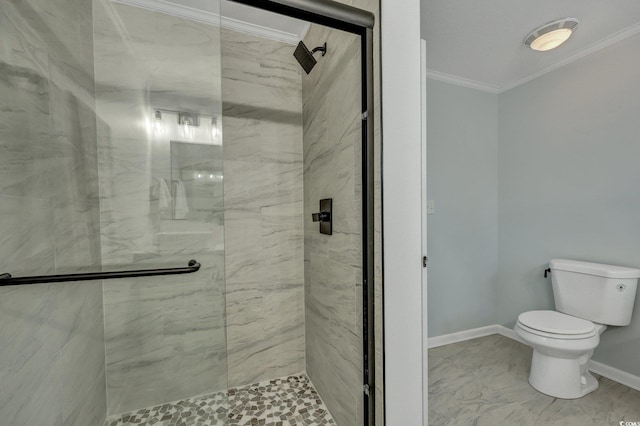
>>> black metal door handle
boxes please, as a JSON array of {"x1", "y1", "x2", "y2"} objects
[{"x1": 312, "y1": 212, "x2": 331, "y2": 222}]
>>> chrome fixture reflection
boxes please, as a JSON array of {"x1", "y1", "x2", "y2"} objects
[
  {"x1": 178, "y1": 112, "x2": 199, "y2": 127},
  {"x1": 178, "y1": 112, "x2": 198, "y2": 139},
  {"x1": 148, "y1": 108, "x2": 221, "y2": 144},
  {"x1": 193, "y1": 171, "x2": 223, "y2": 182},
  {"x1": 152, "y1": 110, "x2": 165, "y2": 136},
  {"x1": 211, "y1": 117, "x2": 220, "y2": 139}
]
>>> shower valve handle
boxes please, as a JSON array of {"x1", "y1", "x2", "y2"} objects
[
  {"x1": 313, "y1": 198, "x2": 333, "y2": 235},
  {"x1": 312, "y1": 211, "x2": 331, "y2": 222}
]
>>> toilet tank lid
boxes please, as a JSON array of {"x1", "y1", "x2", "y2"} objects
[{"x1": 549, "y1": 259, "x2": 640, "y2": 279}]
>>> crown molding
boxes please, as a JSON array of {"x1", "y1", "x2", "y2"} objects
[
  {"x1": 426, "y1": 69, "x2": 501, "y2": 94},
  {"x1": 112, "y1": 0, "x2": 303, "y2": 45},
  {"x1": 112, "y1": 0, "x2": 221, "y2": 26},
  {"x1": 428, "y1": 21, "x2": 640, "y2": 95},
  {"x1": 220, "y1": 14, "x2": 302, "y2": 45}
]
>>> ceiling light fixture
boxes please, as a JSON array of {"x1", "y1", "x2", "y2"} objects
[{"x1": 524, "y1": 18, "x2": 579, "y2": 52}]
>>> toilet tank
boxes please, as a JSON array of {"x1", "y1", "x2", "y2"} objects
[{"x1": 550, "y1": 259, "x2": 640, "y2": 326}]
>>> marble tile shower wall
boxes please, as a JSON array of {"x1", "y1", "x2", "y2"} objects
[
  {"x1": 221, "y1": 29, "x2": 305, "y2": 388},
  {"x1": 0, "y1": 0, "x2": 106, "y2": 425},
  {"x1": 0, "y1": 2, "x2": 381, "y2": 425},
  {"x1": 94, "y1": 1, "x2": 304, "y2": 414},
  {"x1": 302, "y1": 26, "x2": 364, "y2": 426},
  {"x1": 93, "y1": 2, "x2": 227, "y2": 416},
  {"x1": 324, "y1": 1, "x2": 384, "y2": 424},
  {"x1": 335, "y1": 1, "x2": 384, "y2": 424},
  {"x1": 322, "y1": 3, "x2": 384, "y2": 423}
]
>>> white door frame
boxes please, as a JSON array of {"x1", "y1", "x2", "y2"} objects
[
  {"x1": 381, "y1": 0, "x2": 424, "y2": 423},
  {"x1": 420, "y1": 38, "x2": 429, "y2": 426}
]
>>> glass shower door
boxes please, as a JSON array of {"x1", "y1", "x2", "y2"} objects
[{"x1": 93, "y1": 0, "x2": 228, "y2": 418}]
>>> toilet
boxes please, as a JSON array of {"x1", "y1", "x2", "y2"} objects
[{"x1": 515, "y1": 259, "x2": 640, "y2": 399}]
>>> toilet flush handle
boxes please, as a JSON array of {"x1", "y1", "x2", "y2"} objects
[{"x1": 544, "y1": 268, "x2": 551, "y2": 278}]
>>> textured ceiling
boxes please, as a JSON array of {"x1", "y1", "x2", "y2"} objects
[{"x1": 421, "y1": 0, "x2": 640, "y2": 92}]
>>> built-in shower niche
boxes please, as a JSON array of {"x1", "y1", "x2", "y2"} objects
[{"x1": 152, "y1": 140, "x2": 224, "y2": 252}]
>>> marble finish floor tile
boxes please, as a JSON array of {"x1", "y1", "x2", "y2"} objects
[
  {"x1": 429, "y1": 334, "x2": 640, "y2": 426},
  {"x1": 105, "y1": 374, "x2": 335, "y2": 426}
]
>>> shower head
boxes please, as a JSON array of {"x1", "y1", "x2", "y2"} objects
[{"x1": 293, "y1": 41, "x2": 327, "y2": 74}]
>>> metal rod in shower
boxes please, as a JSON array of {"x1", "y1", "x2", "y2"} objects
[{"x1": 0, "y1": 259, "x2": 200, "y2": 286}]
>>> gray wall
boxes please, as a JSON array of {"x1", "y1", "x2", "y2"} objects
[
  {"x1": 301, "y1": 3, "x2": 384, "y2": 423},
  {"x1": 497, "y1": 33, "x2": 640, "y2": 376},
  {"x1": 303, "y1": 1, "x2": 384, "y2": 424},
  {"x1": 426, "y1": 79, "x2": 498, "y2": 337},
  {"x1": 0, "y1": 0, "x2": 106, "y2": 424},
  {"x1": 427, "y1": 33, "x2": 640, "y2": 377},
  {"x1": 303, "y1": 24, "x2": 364, "y2": 426},
  {"x1": 221, "y1": 28, "x2": 305, "y2": 388}
]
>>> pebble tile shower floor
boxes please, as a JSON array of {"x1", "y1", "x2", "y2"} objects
[{"x1": 105, "y1": 374, "x2": 336, "y2": 426}]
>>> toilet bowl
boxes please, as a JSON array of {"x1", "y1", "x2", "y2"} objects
[
  {"x1": 514, "y1": 310, "x2": 606, "y2": 399},
  {"x1": 515, "y1": 259, "x2": 640, "y2": 399}
]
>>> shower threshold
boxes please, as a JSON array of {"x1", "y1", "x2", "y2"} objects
[{"x1": 105, "y1": 373, "x2": 336, "y2": 426}]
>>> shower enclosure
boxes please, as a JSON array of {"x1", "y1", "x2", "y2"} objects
[{"x1": 0, "y1": 0, "x2": 378, "y2": 425}]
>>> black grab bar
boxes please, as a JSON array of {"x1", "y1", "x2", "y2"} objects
[{"x1": 0, "y1": 259, "x2": 200, "y2": 286}]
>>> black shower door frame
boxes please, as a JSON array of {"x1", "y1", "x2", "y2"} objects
[{"x1": 226, "y1": 1, "x2": 377, "y2": 424}]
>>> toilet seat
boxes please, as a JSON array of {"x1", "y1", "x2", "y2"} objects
[{"x1": 517, "y1": 310, "x2": 596, "y2": 339}]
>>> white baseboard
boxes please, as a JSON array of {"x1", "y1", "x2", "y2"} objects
[
  {"x1": 493, "y1": 324, "x2": 526, "y2": 344},
  {"x1": 427, "y1": 324, "x2": 640, "y2": 392},
  {"x1": 588, "y1": 359, "x2": 640, "y2": 392},
  {"x1": 427, "y1": 325, "x2": 501, "y2": 348}
]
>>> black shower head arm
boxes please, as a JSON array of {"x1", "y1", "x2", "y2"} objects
[{"x1": 311, "y1": 42, "x2": 327, "y2": 57}]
